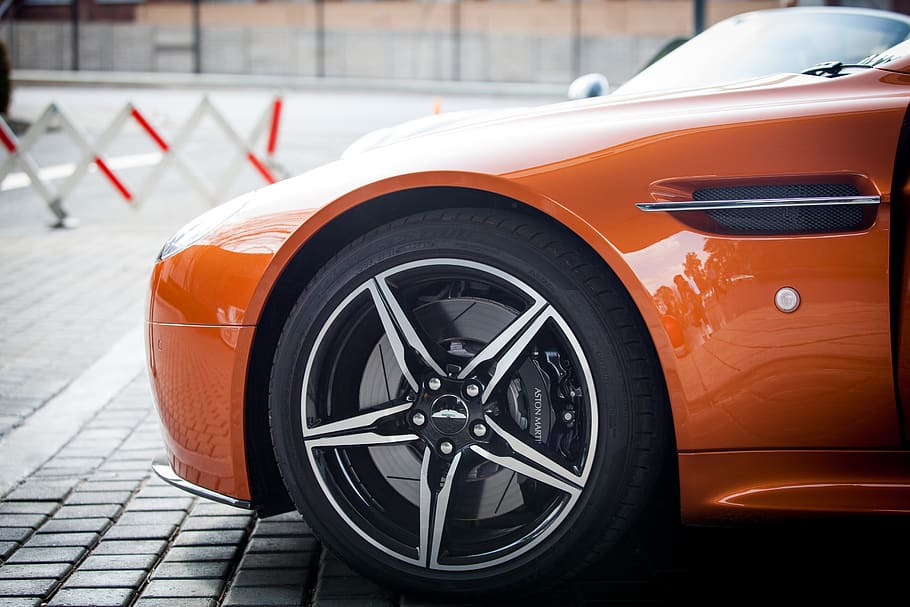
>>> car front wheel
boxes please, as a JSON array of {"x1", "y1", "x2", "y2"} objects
[{"x1": 269, "y1": 209, "x2": 671, "y2": 595}]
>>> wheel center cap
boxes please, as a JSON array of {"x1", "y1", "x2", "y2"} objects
[{"x1": 430, "y1": 394, "x2": 469, "y2": 435}]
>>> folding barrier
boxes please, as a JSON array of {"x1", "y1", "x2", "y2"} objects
[{"x1": 0, "y1": 95, "x2": 287, "y2": 227}]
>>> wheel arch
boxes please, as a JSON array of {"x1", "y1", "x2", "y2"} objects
[{"x1": 244, "y1": 184, "x2": 678, "y2": 515}]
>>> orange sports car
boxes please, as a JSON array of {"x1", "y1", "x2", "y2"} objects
[{"x1": 147, "y1": 41, "x2": 910, "y2": 594}]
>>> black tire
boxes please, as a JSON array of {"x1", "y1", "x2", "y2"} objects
[{"x1": 269, "y1": 209, "x2": 671, "y2": 595}]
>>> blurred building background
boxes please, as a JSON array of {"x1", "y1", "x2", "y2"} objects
[{"x1": 0, "y1": 0, "x2": 906, "y2": 85}]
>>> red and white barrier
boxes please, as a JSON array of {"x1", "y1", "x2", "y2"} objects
[{"x1": 0, "y1": 95, "x2": 287, "y2": 226}]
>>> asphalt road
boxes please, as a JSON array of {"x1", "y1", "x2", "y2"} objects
[{"x1": 0, "y1": 84, "x2": 905, "y2": 607}]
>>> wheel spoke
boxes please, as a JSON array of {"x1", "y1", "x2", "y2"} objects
[
  {"x1": 418, "y1": 448, "x2": 462, "y2": 568},
  {"x1": 369, "y1": 278, "x2": 446, "y2": 391},
  {"x1": 482, "y1": 415, "x2": 583, "y2": 490},
  {"x1": 466, "y1": 306, "x2": 556, "y2": 403},
  {"x1": 304, "y1": 401, "x2": 418, "y2": 448},
  {"x1": 470, "y1": 444, "x2": 580, "y2": 498},
  {"x1": 456, "y1": 298, "x2": 547, "y2": 381}
]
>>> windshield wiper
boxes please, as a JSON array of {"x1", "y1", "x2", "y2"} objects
[{"x1": 801, "y1": 61, "x2": 873, "y2": 77}]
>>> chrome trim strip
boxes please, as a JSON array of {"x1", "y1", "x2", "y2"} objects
[
  {"x1": 152, "y1": 454, "x2": 253, "y2": 510},
  {"x1": 635, "y1": 195, "x2": 880, "y2": 212}
]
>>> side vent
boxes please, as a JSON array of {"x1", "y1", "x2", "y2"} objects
[
  {"x1": 637, "y1": 183, "x2": 879, "y2": 235},
  {"x1": 692, "y1": 183, "x2": 860, "y2": 201}
]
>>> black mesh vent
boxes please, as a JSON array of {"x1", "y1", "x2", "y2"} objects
[
  {"x1": 688, "y1": 183, "x2": 870, "y2": 234},
  {"x1": 693, "y1": 183, "x2": 859, "y2": 201},
  {"x1": 705, "y1": 205, "x2": 866, "y2": 234}
]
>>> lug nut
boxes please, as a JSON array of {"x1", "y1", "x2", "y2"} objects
[
  {"x1": 562, "y1": 410, "x2": 575, "y2": 423},
  {"x1": 471, "y1": 422, "x2": 487, "y2": 438},
  {"x1": 439, "y1": 440, "x2": 454, "y2": 455},
  {"x1": 412, "y1": 411, "x2": 426, "y2": 427},
  {"x1": 465, "y1": 383, "x2": 480, "y2": 398},
  {"x1": 427, "y1": 377, "x2": 442, "y2": 391}
]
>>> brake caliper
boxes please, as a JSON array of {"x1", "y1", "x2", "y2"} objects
[{"x1": 506, "y1": 349, "x2": 581, "y2": 447}]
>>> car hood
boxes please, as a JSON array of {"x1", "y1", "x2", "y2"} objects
[
  {"x1": 340, "y1": 72, "x2": 841, "y2": 158},
  {"x1": 341, "y1": 108, "x2": 526, "y2": 158}
]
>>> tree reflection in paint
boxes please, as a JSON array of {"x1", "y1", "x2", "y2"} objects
[{"x1": 652, "y1": 238, "x2": 749, "y2": 355}]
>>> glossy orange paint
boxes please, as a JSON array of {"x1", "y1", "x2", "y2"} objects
[
  {"x1": 148, "y1": 62, "x2": 910, "y2": 514},
  {"x1": 147, "y1": 321, "x2": 254, "y2": 500},
  {"x1": 680, "y1": 451, "x2": 910, "y2": 519}
]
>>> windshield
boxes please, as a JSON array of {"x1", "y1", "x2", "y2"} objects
[{"x1": 615, "y1": 9, "x2": 910, "y2": 96}]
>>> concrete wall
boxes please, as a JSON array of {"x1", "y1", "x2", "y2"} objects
[{"x1": 2, "y1": 21, "x2": 678, "y2": 84}]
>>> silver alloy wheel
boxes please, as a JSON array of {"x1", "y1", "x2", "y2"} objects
[{"x1": 299, "y1": 258, "x2": 598, "y2": 571}]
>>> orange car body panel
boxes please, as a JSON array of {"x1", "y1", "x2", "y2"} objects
[
  {"x1": 148, "y1": 62, "x2": 910, "y2": 518},
  {"x1": 147, "y1": 322, "x2": 255, "y2": 500},
  {"x1": 680, "y1": 451, "x2": 910, "y2": 519}
]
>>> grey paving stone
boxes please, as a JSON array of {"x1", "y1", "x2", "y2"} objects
[
  {"x1": 85, "y1": 472, "x2": 143, "y2": 484},
  {"x1": 25, "y1": 532, "x2": 99, "y2": 548},
  {"x1": 43, "y1": 457, "x2": 104, "y2": 469},
  {"x1": 222, "y1": 585, "x2": 304, "y2": 606},
  {"x1": 4, "y1": 546, "x2": 86, "y2": 564},
  {"x1": 73, "y1": 481, "x2": 138, "y2": 493},
  {"x1": 0, "y1": 514, "x2": 48, "y2": 528},
  {"x1": 64, "y1": 570, "x2": 148, "y2": 589},
  {"x1": 0, "y1": 563, "x2": 70, "y2": 580},
  {"x1": 231, "y1": 568, "x2": 309, "y2": 587},
  {"x1": 115, "y1": 510, "x2": 185, "y2": 527},
  {"x1": 91, "y1": 539, "x2": 168, "y2": 556},
  {"x1": 46, "y1": 587, "x2": 134, "y2": 606},
  {"x1": 150, "y1": 560, "x2": 233, "y2": 580},
  {"x1": 78, "y1": 553, "x2": 158, "y2": 571},
  {"x1": 245, "y1": 536, "x2": 318, "y2": 553},
  {"x1": 161, "y1": 545, "x2": 240, "y2": 562},
  {"x1": 0, "y1": 502, "x2": 58, "y2": 515},
  {"x1": 32, "y1": 467, "x2": 89, "y2": 479},
  {"x1": 54, "y1": 504, "x2": 122, "y2": 519},
  {"x1": 191, "y1": 502, "x2": 251, "y2": 517},
  {"x1": 0, "y1": 527, "x2": 33, "y2": 542},
  {"x1": 0, "y1": 541, "x2": 18, "y2": 560},
  {"x1": 102, "y1": 523, "x2": 177, "y2": 541},
  {"x1": 4, "y1": 483, "x2": 73, "y2": 502},
  {"x1": 0, "y1": 598, "x2": 42, "y2": 607},
  {"x1": 69, "y1": 470, "x2": 146, "y2": 485},
  {"x1": 181, "y1": 515, "x2": 251, "y2": 531},
  {"x1": 136, "y1": 485, "x2": 188, "y2": 498},
  {"x1": 127, "y1": 498, "x2": 194, "y2": 512},
  {"x1": 0, "y1": 577, "x2": 58, "y2": 597},
  {"x1": 39, "y1": 518, "x2": 111, "y2": 534},
  {"x1": 134, "y1": 599, "x2": 215, "y2": 607},
  {"x1": 260, "y1": 511, "x2": 305, "y2": 522},
  {"x1": 65, "y1": 491, "x2": 134, "y2": 505},
  {"x1": 140, "y1": 578, "x2": 225, "y2": 598},
  {"x1": 318, "y1": 556, "x2": 357, "y2": 577},
  {"x1": 172, "y1": 529, "x2": 246, "y2": 547},
  {"x1": 236, "y1": 552, "x2": 314, "y2": 569},
  {"x1": 96, "y1": 460, "x2": 149, "y2": 472},
  {"x1": 251, "y1": 521, "x2": 311, "y2": 537}
]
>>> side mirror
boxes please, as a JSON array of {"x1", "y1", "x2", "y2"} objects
[{"x1": 568, "y1": 73, "x2": 609, "y2": 99}]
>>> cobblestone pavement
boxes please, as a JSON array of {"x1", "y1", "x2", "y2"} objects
[{"x1": 0, "y1": 86, "x2": 905, "y2": 607}]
